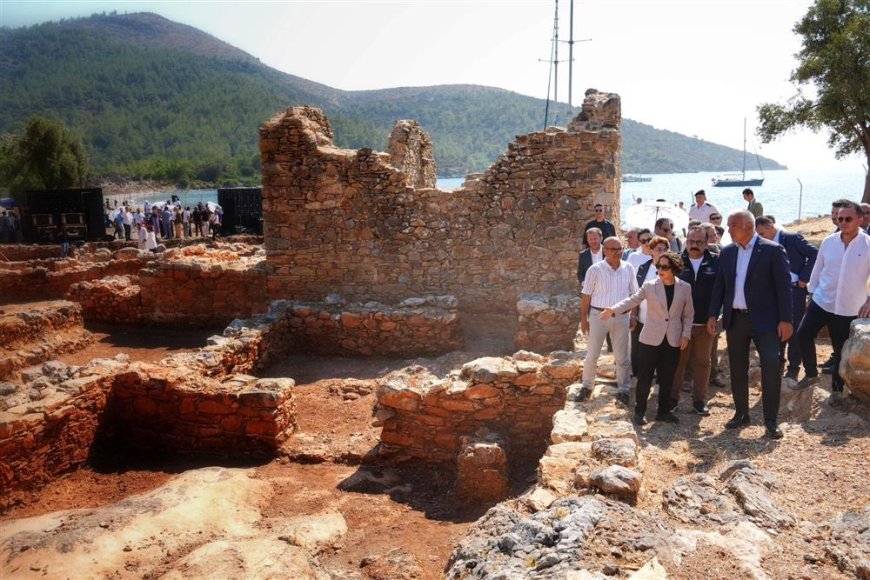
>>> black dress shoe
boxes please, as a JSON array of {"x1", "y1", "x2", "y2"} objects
[
  {"x1": 821, "y1": 356, "x2": 835, "y2": 369},
  {"x1": 765, "y1": 424, "x2": 783, "y2": 439},
  {"x1": 616, "y1": 392, "x2": 630, "y2": 406},
  {"x1": 725, "y1": 413, "x2": 751, "y2": 429},
  {"x1": 655, "y1": 411, "x2": 679, "y2": 424},
  {"x1": 577, "y1": 387, "x2": 591, "y2": 401},
  {"x1": 632, "y1": 412, "x2": 648, "y2": 426},
  {"x1": 784, "y1": 368, "x2": 799, "y2": 381},
  {"x1": 693, "y1": 402, "x2": 711, "y2": 416}
]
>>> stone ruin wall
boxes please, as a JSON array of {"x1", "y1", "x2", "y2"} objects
[
  {"x1": 0, "y1": 294, "x2": 464, "y2": 501},
  {"x1": 515, "y1": 294, "x2": 582, "y2": 353},
  {"x1": 260, "y1": 89, "x2": 621, "y2": 312},
  {"x1": 374, "y1": 352, "x2": 581, "y2": 465}
]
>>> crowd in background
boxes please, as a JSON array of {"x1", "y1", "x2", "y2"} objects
[{"x1": 106, "y1": 199, "x2": 223, "y2": 251}]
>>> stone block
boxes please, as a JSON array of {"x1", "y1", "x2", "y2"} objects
[{"x1": 455, "y1": 435, "x2": 510, "y2": 502}]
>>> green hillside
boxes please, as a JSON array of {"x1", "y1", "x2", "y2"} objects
[{"x1": 0, "y1": 12, "x2": 786, "y2": 184}]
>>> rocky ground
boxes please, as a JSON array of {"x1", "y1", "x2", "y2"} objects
[{"x1": 1, "y1": 215, "x2": 867, "y2": 579}]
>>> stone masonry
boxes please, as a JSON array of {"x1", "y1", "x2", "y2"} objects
[
  {"x1": 515, "y1": 294, "x2": 581, "y2": 353},
  {"x1": 373, "y1": 351, "x2": 581, "y2": 464},
  {"x1": 260, "y1": 90, "x2": 621, "y2": 312}
]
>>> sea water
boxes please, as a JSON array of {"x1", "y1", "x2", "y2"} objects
[
  {"x1": 437, "y1": 166, "x2": 866, "y2": 226},
  {"x1": 118, "y1": 166, "x2": 864, "y2": 227}
]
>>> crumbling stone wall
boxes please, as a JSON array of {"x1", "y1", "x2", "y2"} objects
[
  {"x1": 373, "y1": 351, "x2": 580, "y2": 464},
  {"x1": 105, "y1": 369, "x2": 295, "y2": 458},
  {"x1": 64, "y1": 249, "x2": 271, "y2": 327},
  {"x1": 0, "y1": 301, "x2": 93, "y2": 380},
  {"x1": 387, "y1": 120, "x2": 436, "y2": 189},
  {"x1": 260, "y1": 90, "x2": 621, "y2": 312},
  {"x1": 270, "y1": 295, "x2": 462, "y2": 357},
  {"x1": 515, "y1": 294, "x2": 581, "y2": 353}
]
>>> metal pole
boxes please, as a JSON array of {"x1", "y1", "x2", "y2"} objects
[
  {"x1": 568, "y1": 0, "x2": 573, "y2": 112},
  {"x1": 553, "y1": 0, "x2": 559, "y2": 114},
  {"x1": 797, "y1": 178, "x2": 803, "y2": 221}
]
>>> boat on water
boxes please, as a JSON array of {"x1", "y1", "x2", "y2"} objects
[
  {"x1": 712, "y1": 118, "x2": 765, "y2": 187},
  {"x1": 622, "y1": 175, "x2": 652, "y2": 183}
]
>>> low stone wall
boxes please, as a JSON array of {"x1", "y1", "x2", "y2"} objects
[
  {"x1": 0, "y1": 358, "x2": 123, "y2": 502},
  {"x1": 64, "y1": 245, "x2": 272, "y2": 327},
  {"x1": 0, "y1": 301, "x2": 93, "y2": 380},
  {"x1": 515, "y1": 294, "x2": 581, "y2": 354},
  {"x1": 105, "y1": 368, "x2": 295, "y2": 458},
  {"x1": 274, "y1": 295, "x2": 463, "y2": 357},
  {"x1": 373, "y1": 351, "x2": 580, "y2": 464},
  {"x1": 0, "y1": 257, "x2": 147, "y2": 304},
  {"x1": 0, "y1": 312, "x2": 296, "y2": 502}
]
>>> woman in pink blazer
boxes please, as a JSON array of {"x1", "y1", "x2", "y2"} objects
[{"x1": 601, "y1": 252, "x2": 693, "y2": 425}]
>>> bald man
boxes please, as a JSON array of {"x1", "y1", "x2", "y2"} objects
[{"x1": 707, "y1": 211, "x2": 792, "y2": 439}]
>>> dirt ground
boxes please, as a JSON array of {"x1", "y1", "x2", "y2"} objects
[{"x1": 2, "y1": 216, "x2": 867, "y2": 578}]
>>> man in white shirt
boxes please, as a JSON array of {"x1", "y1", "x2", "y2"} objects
[
  {"x1": 689, "y1": 190, "x2": 718, "y2": 223},
  {"x1": 626, "y1": 229, "x2": 653, "y2": 269},
  {"x1": 578, "y1": 237, "x2": 639, "y2": 405},
  {"x1": 797, "y1": 200, "x2": 870, "y2": 392}
]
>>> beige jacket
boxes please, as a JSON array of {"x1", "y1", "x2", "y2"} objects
[{"x1": 610, "y1": 277, "x2": 694, "y2": 347}]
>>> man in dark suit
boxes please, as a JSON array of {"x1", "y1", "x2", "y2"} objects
[
  {"x1": 577, "y1": 228, "x2": 604, "y2": 286},
  {"x1": 755, "y1": 216, "x2": 818, "y2": 380},
  {"x1": 707, "y1": 211, "x2": 793, "y2": 439}
]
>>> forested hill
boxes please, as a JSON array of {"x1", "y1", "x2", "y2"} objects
[{"x1": 0, "y1": 12, "x2": 785, "y2": 183}]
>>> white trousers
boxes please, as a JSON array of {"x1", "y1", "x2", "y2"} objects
[{"x1": 582, "y1": 311, "x2": 632, "y2": 394}]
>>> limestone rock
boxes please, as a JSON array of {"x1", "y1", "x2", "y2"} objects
[
  {"x1": 360, "y1": 548, "x2": 425, "y2": 579},
  {"x1": 274, "y1": 511, "x2": 348, "y2": 555},
  {"x1": 446, "y1": 496, "x2": 672, "y2": 579},
  {"x1": 840, "y1": 319, "x2": 870, "y2": 403},
  {"x1": 820, "y1": 507, "x2": 870, "y2": 579},
  {"x1": 779, "y1": 378, "x2": 817, "y2": 422},
  {"x1": 591, "y1": 438, "x2": 639, "y2": 468},
  {"x1": 551, "y1": 408, "x2": 588, "y2": 443},
  {"x1": 589, "y1": 465, "x2": 642, "y2": 499},
  {"x1": 161, "y1": 539, "x2": 323, "y2": 580},
  {"x1": 456, "y1": 435, "x2": 510, "y2": 503}
]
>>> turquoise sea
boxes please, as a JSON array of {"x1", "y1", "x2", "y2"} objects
[
  {"x1": 113, "y1": 166, "x2": 865, "y2": 227},
  {"x1": 438, "y1": 166, "x2": 866, "y2": 226}
]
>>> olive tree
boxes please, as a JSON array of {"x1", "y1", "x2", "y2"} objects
[
  {"x1": 0, "y1": 116, "x2": 90, "y2": 193},
  {"x1": 757, "y1": 0, "x2": 870, "y2": 202}
]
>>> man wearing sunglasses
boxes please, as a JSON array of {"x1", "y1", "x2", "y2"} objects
[
  {"x1": 583, "y1": 203, "x2": 616, "y2": 248},
  {"x1": 655, "y1": 217, "x2": 683, "y2": 253},
  {"x1": 796, "y1": 199, "x2": 870, "y2": 393},
  {"x1": 755, "y1": 215, "x2": 818, "y2": 381},
  {"x1": 578, "y1": 237, "x2": 638, "y2": 404}
]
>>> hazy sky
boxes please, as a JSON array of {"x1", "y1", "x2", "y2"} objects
[{"x1": 1, "y1": 0, "x2": 865, "y2": 173}]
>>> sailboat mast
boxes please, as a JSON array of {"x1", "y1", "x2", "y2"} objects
[{"x1": 742, "y1": 117, "x2": 747, "y2": 181}]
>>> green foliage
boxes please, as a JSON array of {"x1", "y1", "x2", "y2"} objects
[
  {"x1": 0, "y1": 115, "x2": 89, "y2": 192},
  {"x1": 757, "y1": 0, "x2": 869, "y2": 200},
  {"x1": 0, "y1": 12, "x2": 786, "y2": 185}
]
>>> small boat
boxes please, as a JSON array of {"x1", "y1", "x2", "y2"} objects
[
  {"x1": 622, "y1": 175, "x2": 652, "y2": 183},
  {"x1": 712, "y1": 118, "x2": 765, "y2": 187}
]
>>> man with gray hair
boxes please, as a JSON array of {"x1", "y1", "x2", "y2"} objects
[
  {"x1": 578, "y1": 236, "x2": 638, "y2": 404},
  {"x1": 708, "y1": 210, "x2": 792, "y2": 439}
]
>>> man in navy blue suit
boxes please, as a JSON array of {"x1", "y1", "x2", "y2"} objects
[
  {"x1": 707, "y1": 211, "x2": 793, "y2": 439},
  {"x1": 755, "y1": 216, "x2": 818, "y2": 380}
]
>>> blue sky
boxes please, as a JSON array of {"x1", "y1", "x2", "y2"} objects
[{"x1": 1, "y1": 0, "x2": 866, "y2": 174}]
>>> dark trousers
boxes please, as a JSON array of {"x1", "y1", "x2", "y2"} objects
[
  {"x1": 780, "y1": 285, "x2": 808, "y2": 372},
  {"x1": 726, "y1": 311, "x2": 782, "y2": 424},
  {"x1": 798, "y1": 299, "x2": 855, "y2": 391},
  {"x1": 123, "y1": 224, "x2": 131, "y2": 241},
  {"x1": 631, "y1": 321, "x2": 644, "y2": 376},
  {"x1": 635, "y1": 338, "x2": 679, "y2": 417}
]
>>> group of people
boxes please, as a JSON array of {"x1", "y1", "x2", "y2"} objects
[
  {"x1": 106, "y1": 200, "x2": 222, "y2": 250},
  {"x1": 0, "y1": 209, "x2": 22, "y2": 244},
  {"x1": 577, "y1": 193, "x2": 870, "y2": 439}
]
